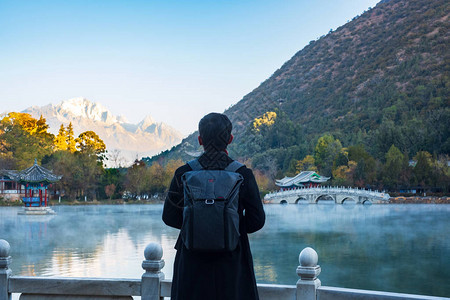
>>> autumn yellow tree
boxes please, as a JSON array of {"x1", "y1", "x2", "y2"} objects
[
  {"x1": 1, "y1": 112, "x2": 50, "y2": 135},
  {"x1": 66, "y1": 122, "x2": 77, "y2": 153},
  {"x1": 54, "y1": 124, "x2": 68, "y2": 151},
  {"x1": 125, "y1": 160, "x2": 149, "y2": 199},
  {"x1": 163, "y1": 159, "x2": 184, "y2": 187},
  {"x1": 0, "y1": 112, "x2": 54, "y2": 169},
  {"x1": 253, "y1": 168, "x2": 276, "y2": 194},
  {"x1": 0, "y1": 125, "x2": 14, "y2": 169},
  {"x1": 148, "y1": 162, "x2": 166, "y2": 194},
  {"x1": 76, "y1": 130, "x2": 107, "y2": 163},
  {"x1": 253, "y1": 111, "x2": 277, "y2": 131},
  {"x1": 296, "y1": 155, "x2": 317, "y2": 173},
  {"x1": 332, "y1": 161, "x2": 357, "y2": 186}
]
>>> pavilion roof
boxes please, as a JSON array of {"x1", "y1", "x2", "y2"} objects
[
  {"x1": 0, "y1": 170, "x2": 18, "y2": 179},
  {"x1": 13, "y1": 159, "x2": 62, "y2": 183},
  {"x1": 275, "y1": 171, "x2": 330, "y2": 187}
]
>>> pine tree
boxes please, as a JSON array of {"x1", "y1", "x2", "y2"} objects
[
  {"x1": 66, "y1": 122, "x2": 77, "y2": 153},
  {"x1": 383, "y1": 145, "x2": 405, "y2": 189},
  {"x1": 54, "y1": 124, "x2": 68, "y2": 151}
]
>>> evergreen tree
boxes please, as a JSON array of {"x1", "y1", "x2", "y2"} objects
[
  {"x1": 413, "y1": 151, "x2": 433, "y2": 188},
  {"x1": 314, "y1": 134, "x2": 343, "y2": 177},
  {"x1": 54, "y1": 124, "x2": 68, "y2": 151},
  {"x1": 98, "y1": 168, "x2": 125, "y2": 200},
  {"x1": 383, "y1": 145, "x2": 406, "y2": 189},
  {"x1": 66, "y1": 122, "x2": 77, "y2": 153},
  {"x1": 347, "y1": 145, "x2": 377, "y2": 187}
]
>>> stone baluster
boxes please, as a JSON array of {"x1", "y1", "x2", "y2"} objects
[
  {"x1": 141, "y1": 243, "x2": 165, "y2": 300},
  {"x1": 0, "y1": 240, "x2": 11, "y2": 300},
  {"x1": 296, "y1": 247, "x2": 321, "y2": 300}
]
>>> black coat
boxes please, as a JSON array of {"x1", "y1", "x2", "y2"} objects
[{"x1": 162, "y1": 151, "x2": 266, "y2": 300}]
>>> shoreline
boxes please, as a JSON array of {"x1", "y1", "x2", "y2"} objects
[
  {"x1": 0, "y1": 199, "x2": 165, "y2": 207},
  {"x1": 388, "y1": 196, "x2": 449, "y2": 204},
  {"x1": 1, "y1": 196, "x2": 449, "y2": 207}
]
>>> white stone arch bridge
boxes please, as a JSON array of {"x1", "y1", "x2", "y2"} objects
[{"x1": 264, "y1": 186, "x2": 390, "y2": 204}]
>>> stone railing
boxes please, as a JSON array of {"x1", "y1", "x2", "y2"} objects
[
  {"x1": 0, "y1": 239, "x2": 447, "y2": 300},
  {"x1": 0, "y1": 191, "x2": 21, "y2": 194}
]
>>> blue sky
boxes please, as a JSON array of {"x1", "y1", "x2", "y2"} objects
[{"x1": 0, "y1": 0, "x2": 379, "y2": 135}]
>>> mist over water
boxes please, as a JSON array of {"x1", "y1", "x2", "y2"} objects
[
  {"x1": 252, "y1": 204, "x2": 450, "y2": 297},
  {"x1": 1, "y1": 204, "x2": 449, "y2": 297}
]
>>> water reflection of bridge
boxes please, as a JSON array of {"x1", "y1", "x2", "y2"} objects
[{"x1": 264, "y1": 186, "x2": 390, "y2": 204}]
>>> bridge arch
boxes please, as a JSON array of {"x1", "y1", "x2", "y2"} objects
[
  {"x1": 362, "y1": 199, "x2": 372, "y2": 205},
  {"x1": 295, "y1": 197, "x2": 308, "y2": 204},
  {"x1": 342, "y1": 197, "x2": 356, "y2": 204},
  {"x1": 280, "y1": 200, "x2": 288, "y2": 205},
  {"x1": 315, "y1": 194, "x2": 335, "y2": 204}
]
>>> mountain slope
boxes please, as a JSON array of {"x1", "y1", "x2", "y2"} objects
[
  {"x1": 153, "y1": 0, "x2": 449, "y2": 164},
  {"x1": 23, "y1": 98, "x2": 183, "y2": 166}
]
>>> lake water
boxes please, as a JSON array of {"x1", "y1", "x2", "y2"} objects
[{"x1": 1, "y1": 204, "x2": 449, "y2": 298}]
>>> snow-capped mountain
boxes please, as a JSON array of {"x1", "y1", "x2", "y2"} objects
[{"x1": 22, "y1": 97, "x2": 183, "y2": 167}]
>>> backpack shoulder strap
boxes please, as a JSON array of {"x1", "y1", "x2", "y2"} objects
[
  {"x1": 187, "y1": 159, "x2": 203, "y2": 171},
  {"x1": 225, "y1": 160, "x2": 244, "y2": 172}
]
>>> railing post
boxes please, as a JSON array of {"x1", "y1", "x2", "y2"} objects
[
  {"x1": 0, "y1": 240, "x2": 11, "y2": 300},
  {"x1": 296, "y1": 247, "x2": 321, "y2": 300},
  {"x1": 141, "y1": 242, "x2": 165, "y2": 300}
]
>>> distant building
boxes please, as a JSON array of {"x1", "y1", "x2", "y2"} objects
[
  {"x1": 276, "y1": 171, "x2": 330, "y2": 190},
  {"x1": 0, "y1": 170, "x2": 23, "y2": 201},
  {"x1": 0, "y1": 160, "x2": 61, "y2": 206}
]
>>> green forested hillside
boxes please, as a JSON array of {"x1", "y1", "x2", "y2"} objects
[
  {"x1": 148, "y1": 0, "x2": 450, "y2": 193},
  {"x1": 227, "y1": 0, "x2": 449, "y2": 154}
]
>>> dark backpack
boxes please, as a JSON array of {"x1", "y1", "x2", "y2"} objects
[{"x1": 180, "y1": 159, "x2": 244, "y2": 252}]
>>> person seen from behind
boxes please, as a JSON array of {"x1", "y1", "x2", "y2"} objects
[{"x1": 162, "y1": 112, "x2": 266, "y2": 300}]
